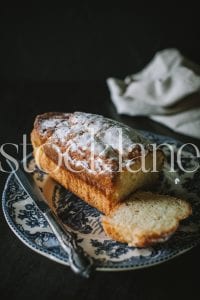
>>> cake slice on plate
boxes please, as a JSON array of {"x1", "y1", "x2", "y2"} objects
[{"x1": 102, "y1": 191, "x2": 192, "y2": 247}]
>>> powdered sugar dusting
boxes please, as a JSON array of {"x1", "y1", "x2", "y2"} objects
[
  {"x1": 38, "y1": 112, "x2": 150, "y2": 173},
  {"x1": 41, "y1": 119, "x2": 60, "y2": 130}
]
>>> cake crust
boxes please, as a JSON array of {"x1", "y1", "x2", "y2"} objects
[{"x1": 31, "y1": 112, "x2": 165, "y2": 214}]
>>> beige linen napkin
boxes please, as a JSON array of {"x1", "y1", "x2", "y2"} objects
[{"x1": 107, "y1": 49, "x2": 200, "y2": 139}]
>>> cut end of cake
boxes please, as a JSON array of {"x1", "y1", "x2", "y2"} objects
[{"x1": 102, "y1": 191, "x2": 192, "y2": 247}]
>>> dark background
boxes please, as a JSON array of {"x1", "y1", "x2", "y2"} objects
[
  {"x1": 1, "y1": 4, "x2": 200, "y2": 81},
  {"x1": 1, "y1": 4, "x2": 200, "y2": 300}
]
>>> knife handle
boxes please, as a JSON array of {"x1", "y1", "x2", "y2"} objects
[{"x1": 44, "y1": 210, "x2": 94, "y2": 278}]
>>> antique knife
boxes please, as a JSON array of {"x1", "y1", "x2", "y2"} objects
[{"x1": 6, "y1": 159, "x2": 94, "y2": 278}]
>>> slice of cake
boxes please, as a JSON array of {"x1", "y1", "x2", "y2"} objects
[{"x1": 102, "y1": 191, "x2": 192, "y2": 247}]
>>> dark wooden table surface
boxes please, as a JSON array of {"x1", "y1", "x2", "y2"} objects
[{"x1": 1, "y1": 81, "x2": 200, "y2": 300}]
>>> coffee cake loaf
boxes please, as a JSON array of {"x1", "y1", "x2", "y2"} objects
[{"x1": 31, "y1": 112, "x2": 164, "y2": 215}]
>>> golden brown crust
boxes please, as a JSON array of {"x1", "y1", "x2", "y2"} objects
[
  {"x1": 32, "y1": 139, "x2": 163, "y2": 214},
  {"x1": 31, "y1": 126, "x2": 117, "y2": 197},
  {"x1": 31, "y1": 112, "x2": 165, "y2": 215},
  {"x1": 33, "y1": 146, "x2": 120, "y2": 215}
]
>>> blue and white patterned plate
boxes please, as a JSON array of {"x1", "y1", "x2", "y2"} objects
[{"x1": 2, "y1": 131, "x2": 200, "y2": 271}]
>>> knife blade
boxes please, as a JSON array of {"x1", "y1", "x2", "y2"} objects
[{"x1": 6, "y1": 158, "x2": 94, "y2": 278}]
